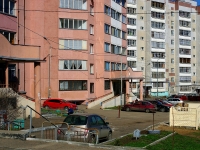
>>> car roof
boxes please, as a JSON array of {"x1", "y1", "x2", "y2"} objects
[{"x1": 46, "y1": 98, "x2": 63, "y2": 100}]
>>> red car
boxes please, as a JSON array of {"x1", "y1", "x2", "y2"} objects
[
  {"x1": 121, "y1": 101, "x2": 156, "y2": 113},
  {"x1": 43, "y1": 98, "x2": 77, "y2": 110}
]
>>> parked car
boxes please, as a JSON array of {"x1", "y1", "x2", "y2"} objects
[
  {"x1": 167, "y1": 98, "x2": 183, "y2": 105},
  {"x1": 121, "y1": 101, "x2": 156, "y2": 113},
  {"x1": 43, "y1": 98, "x2": 77, "y2": 111},
  {"x1": 148, "y1": 100, "x2": 171, "y2": 112},
  {"x1": 57, "y1": 113, "x2": 112, "y2": 143},
  {"x1": 168, "y1": 95, "x2": 187, "y2": 101},
  {"x1": 158, "y1": 100, "x2": 173, "y2": 107}
]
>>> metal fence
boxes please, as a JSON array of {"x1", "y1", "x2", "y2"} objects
[{"x1": 40, "y1": 121, "x2": 99, "y2": 144}]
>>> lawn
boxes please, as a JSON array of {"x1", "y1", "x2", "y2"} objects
[
  {"x1": 147, "y1": 133, "x2": 200, "y2": 150},
  {"x1": 108, "y1": 130, "x2": 171, "y2": 147}
]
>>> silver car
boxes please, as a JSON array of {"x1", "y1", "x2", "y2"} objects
[
  {"x1": 57, "y1": 113, "x2": 112, "y2": 143},
  {"x1": 167, "y1": 98, "x2": 183, "y2": 105}
]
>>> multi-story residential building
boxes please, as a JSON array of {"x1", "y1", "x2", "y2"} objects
[
  {"x1": 127, "y1": 0, "x2": 200, "y2": 97},
  {"x1": 1, "y1": 0, "x2": 144, "y2": 111}
]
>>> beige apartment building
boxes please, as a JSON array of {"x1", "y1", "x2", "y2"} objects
[{"x1": 127, "y1": 0, "x2": 200, "y2": 97}]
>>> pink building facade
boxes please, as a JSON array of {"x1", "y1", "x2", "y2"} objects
[{"x1": 1, "y1": 0, "x2": 143, "y2": 108}]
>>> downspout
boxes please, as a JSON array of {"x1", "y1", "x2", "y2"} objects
[{"x1": 24, "y1": 0, "x2": 25, "y2": 91}]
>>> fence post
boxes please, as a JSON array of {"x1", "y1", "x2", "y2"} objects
[
  {"x1": 55, "y1": 127, "x2": 57, "y2": 140},
  {"x1": 29, "y1": 109, "x2": 32, "y2": 136},
  {"x1": 196, "y1": 109, "x2": 198, "y2": 130}
]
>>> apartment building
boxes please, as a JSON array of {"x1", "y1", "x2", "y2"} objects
[
  {"x1": 0, "y1": 0, "x2": 144, "y2": 106},
  {"x1": 127, "y1": 0, "x2": 200, "y2": 97}
]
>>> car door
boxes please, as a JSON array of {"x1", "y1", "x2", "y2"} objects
[
  {"x1": 131, "y1": 103, "x2": 140, "y2": 111},
  {"x1": 53, "y1": 100, "x2": 61, "y2": 109},
  {"x1": 95, "y1": 115, "x2": 109, "y2": 138}
]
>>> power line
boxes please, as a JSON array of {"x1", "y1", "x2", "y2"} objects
[{"x1": 5, "y1": 8, "x2": 200, "y2": 14}]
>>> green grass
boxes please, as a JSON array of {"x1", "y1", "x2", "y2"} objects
[
  {"x1": 108, "y1": 131, "x2": 171, "y2": 147},
  {"x1": 147, "y1": 133, "x2": 200, "y2": 150}
]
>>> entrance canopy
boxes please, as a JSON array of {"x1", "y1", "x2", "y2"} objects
[{"x1": 0, "y1": 34, "x2": 43, "y2": 62}]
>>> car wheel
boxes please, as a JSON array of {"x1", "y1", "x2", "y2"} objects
[
  {"x1": 89, "y1": 134, "x2": 97, "y2": 144},
  {"x1": 107, "y1": 132, "x2": 112, "y2": 141},
  {"x1": 126, "y1": 107, "x2": 130, "y2": 112},
  {"x1": 160, "y1": 108, "x2": 165, "y2": 112},
  {"x1": 145, "y1": 109, "x2": 150, "y2": 113},
  {"x1": 45, "y1": 106, "x2": 49, "y2": 109},
  {"x1": 64, "y1": 107, "x2": 68, "y2": 111}
]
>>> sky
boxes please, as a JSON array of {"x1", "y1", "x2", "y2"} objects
[{"x1": 197, "y1": 0, "x2": 200, "y2": 5}]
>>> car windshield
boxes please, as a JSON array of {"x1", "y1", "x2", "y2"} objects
[
  {"x1": 63, "y1": 115, "x2": 88, "y2": 125},
  {"x1": 62, "y1": 100, "x2": 69, "y2": 103}
]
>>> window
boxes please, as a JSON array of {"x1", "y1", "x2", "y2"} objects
[
  {"x1": 59, "y1": 60, "x2": 87, "y2": 70},
  {"x1": 151, "y1": 41, "x2": 165, "y2": 49},
  {"x1": 141, "y1": 57, "x2": 144, "y2": 61},
  {"x1": 122, "y1": 15, "x2": 126, "y2": 24},
  {"x1": 111, "y1": 45, "x2": 121, "y2": 54},
  {"x1": 127, "y1": 7, "x2": 136, "y2": 14},
  {"x1": 180, "y1": 67, "x2": 191, "y2": 73},
  {"x1": 193, "y1": 46, "x2": 195, "y2": 49},
  {"x1": 179, "y1": 20, "x2": 190, "y2": 28},
  {"x1": 151, "y1": 1, "x2": 164, "y2": 9},
  {"x1": 171, "y1": 68, "x2": 174, "y2": 73},
  {"x1": 128, "y1": 40, "x2": 136, "y2": 46},
  {"x1": 104, "y1": 5, "x2": 111, "y2": 16},
  {"x1": 60, "y1": 0, "x2": 87, "y2": 10},
  {"x1": 90, "y1": 44, "x2": 94, "y2": 54},
  {"x1": 140, "y1": 37, "x2": 144, "y2": 40},
  {"x1": 140, "y1": 16, "x2": 143, "y2": 20},
  {"x1": 171, "y1": 77, "x2": 174, "y2": 82},
  {"x1": 152, "y1": 62, "x2": 165, "y2": 68},
  {"x1": 171, "y1": 30, "x2": 174, "y2": 36},
  {"x1": 152, "y1": 72, "x2": 165, "y2": 78},
  {"x1": 171, "y1": 58, "x2": 174, "y2": 64},
  {"x1": 104, "y1": 24, "x2": 110, "y2": 34},
  {"x1": 140, "y1": 26, "x2": 144, "y2": 30},
  {"x1": 105, "y1": 80, "x2": 110, "y2": 90},
  {"x1": 179, "y1": 48, "x2": 191, "y2": 55},
  {"x1": 130, "y1": 82, "x2": 136, "y2": 88},
  {"x1": 193, "y1": 63, "x2": 195, "y2": 67},
  {"x1": 193, "y1": 37, "x2": 195, "y2": 40},
  {"x1": 128, "y1": 61, "x2": 136, "y2": 68},
  {"x1": 59, "y1": 39, "x2": 87, "y2": 50},
  {"x1": 171, "y1": 40, "x2": 174, "y2": 45},
  {"x1": 151, "y1": 21, "x2": 165, "y2": 29},
  {"x1": 151, "y1": 11, "x2": 165, "y2": 19},
  {"x1": 90, "y1": 64, "x2": 94, "y2": 74},
  {"x1": 105, "y1": 61, "x2": 110, "y2": 71},
  {"x1": 122, "y1": 31, "x2": 126, "y2": 40},
  {"x1": 171, "y1": 12, "x2": 174, "y2": 16},
  {"x1": 141, "y1": 67, "x2": 144, "y2": 71},
  {"x1": 140, "y1": 6, "x2": 143, "y2": 10},
  {"x1": 104, "y1": 42, "x2": 110, "y2": 52},
  {"x1": 151, "y1": 31, "x2": 165, "y2": 39},
  {"x1": 179, "y1": 11, "x2": 190, "y2": 18},
  {"x1": 171, "y1": 21, "x2": 174, "y2": 26},
  {"x1": 192, "y1": 19, "x2": 195, "y2": 22},
  {"x1": 90, "y1": 5, "x2": 94, "y2": 15},
  {"x1": 59, "y1": 18, "x2": 87, "y2": 29},
  {"x1": 180, "y1": 86, "x2": 191, "y2": 92},
  {"x1": 179, "y1": 58, "x2": 191, "y2": 64},
  {"x1": 193, "y1": 55, "x2": 195, "y2": 58},
  {"x1": 90, "y1": 25, "x2": 94, "y2": 34},
  {"x1": 152, "y1": 52, "x2": 165, "y2": 58},
  {"x1": 153, "y1": 82, "x2": 164, "y2": 88},
  {"x1": 127, "y1": 50, "x2": 136, "y2": 57},
  {"x1": 127, "y1": 18, "x2": 136, "y2": 25},
  {"x1": 179, "y1": 39, "x2": 191, "y2": 46},
  {"x1": 1, "y1": 31, "x2": 15, "y2": 44},
  {"x1": 0, "y1": 0, "x2": 15, "y2": 15},
  {"x1": 59, "y1": 80, "x2": 87, "y2": 91},
  {"x1": 193, "y1": 72, "x2": 196, "y2": 76},
  {"x1": 193, "y1": 28, "x2": 195, "y2": 32},
  {"x1": 171, "y1": 49, "x2": 174, "y2": 54},
  {"x1": 180, "y1": 76, "x2": 191, "y2": 82},
  {"x1": 128, "y1": 28, "x2": 136, "y2": 36},
  {"x1": 90, "y1": 83, "x2": 94, "y2": 93},
  {"x1": 179, "y1": 30, "x2": 191, "y2": 37},
  {"x1": 140, "y1": 47, "x2": 144, "y2": 50}
]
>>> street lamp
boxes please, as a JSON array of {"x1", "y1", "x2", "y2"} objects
[{"x1": 44, "y1": 37, "x2": 52, "y2": 98}]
